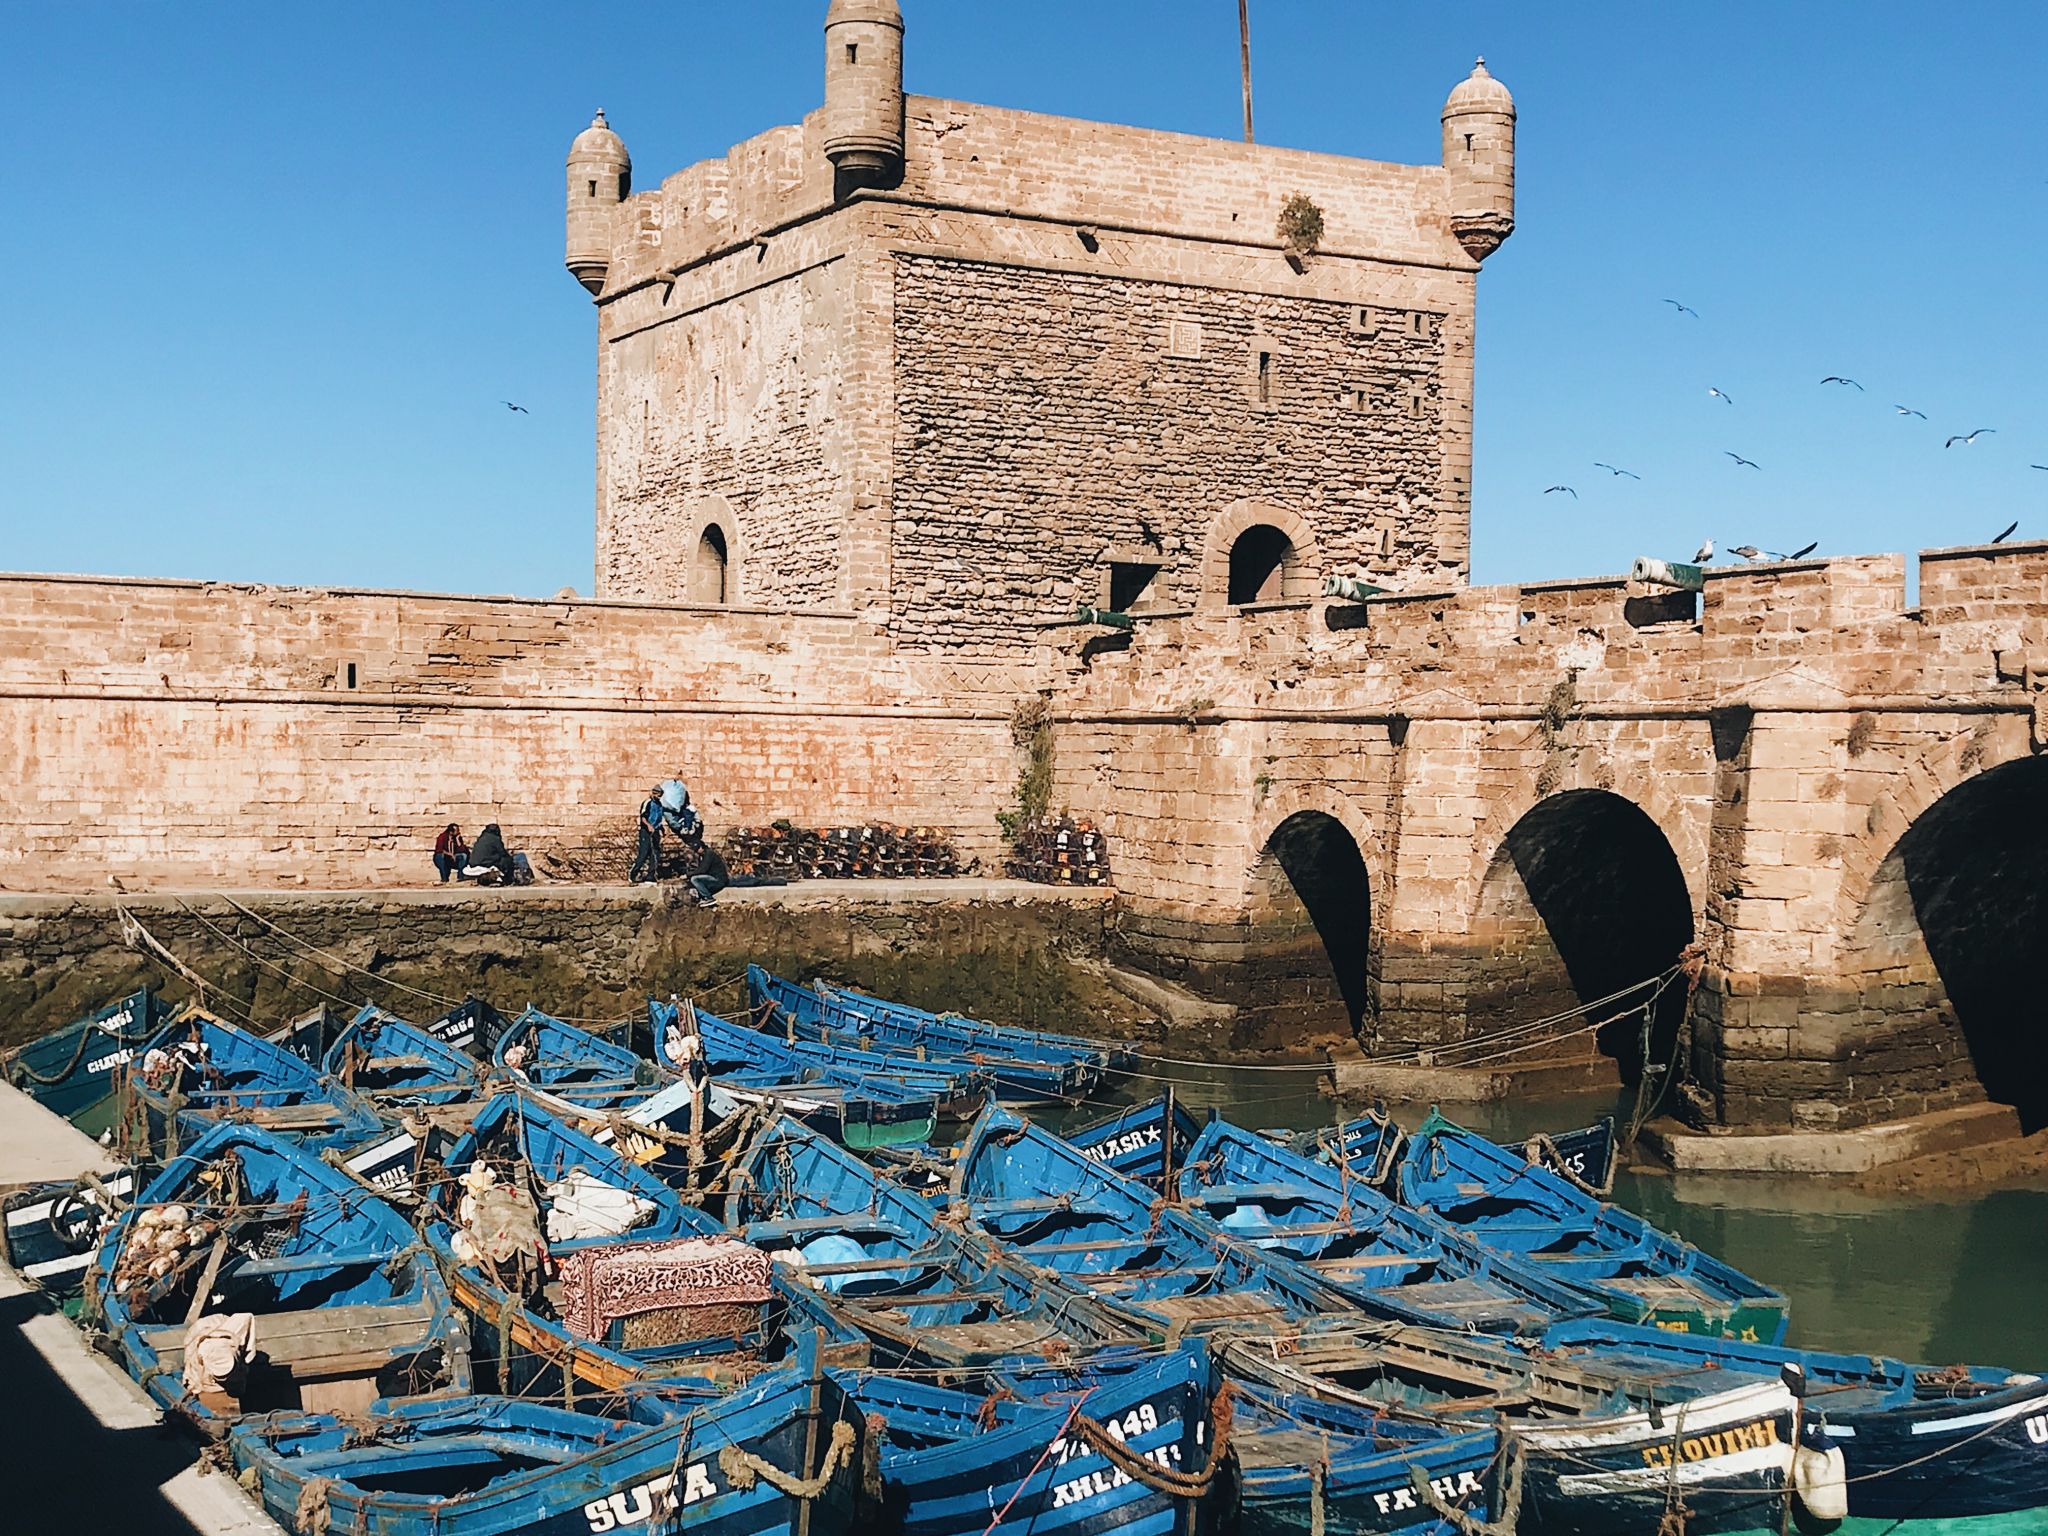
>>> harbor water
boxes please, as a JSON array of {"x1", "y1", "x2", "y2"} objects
[{"x1": 1072, "y1": 1065, "x2": 2048, "y2": 1373}]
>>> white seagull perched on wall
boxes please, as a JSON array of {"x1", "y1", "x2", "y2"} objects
[{"x1": 1693, "y1": 539, "x2": 1715, "y2": 564}]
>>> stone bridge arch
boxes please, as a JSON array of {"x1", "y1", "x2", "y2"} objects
[
  {"x1": 1833, "y1": 724, "x2": 2048, "y2": 1128},
  {"x1": 1467, "y1": 770, "x2": 1701, "y2": 1085},
  {"x1": 1199, "y1": 499, "x2": 1320, "y2": 608},
  {"x1": 1239, "y1": 787, "x2": 1383, "y2": 1041}
]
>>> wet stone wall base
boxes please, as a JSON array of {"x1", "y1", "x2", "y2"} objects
[{"x1": 0, "y1": 893, "x2": 1146, "y2": 1052}]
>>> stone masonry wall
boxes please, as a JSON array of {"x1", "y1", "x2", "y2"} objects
[
  {"x1": 887, "y1": 254, "x2": 1450, "y2": 649},
  {"x1": 0, "y1": 575, "x2": 1027, "y2": 892}
]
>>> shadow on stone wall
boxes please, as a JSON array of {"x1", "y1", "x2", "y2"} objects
[
  {"x1": 1241, "y1": 811, "x2": 1374, "y2": 1040},
  {"x1": 1891, "y1": 756, "x2": 2048, "y2": 1130},
  {"x1": 1475, "y1": 790, "x2": 1695, "y2": 1085}
]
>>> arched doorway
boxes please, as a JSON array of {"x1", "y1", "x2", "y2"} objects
[
  {"x1": 1227, "y1": 524, "x2": 1296, "y2": 604},
  {"x1": 1847, "y1": 756, "x2": 2048, "y2": 1128},
  {"x1": 689, "y1": 523, "x2": 730, "y2": 605},
  {"x1": 1473, "y1": 790, "x2": 1695, "y2": 1083},
  {"x1": 1245, "y1": 811, "x2": 1374, "y2": 1036}
]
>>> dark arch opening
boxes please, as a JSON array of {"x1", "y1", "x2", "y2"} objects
[
  {"x1": 1892, "y1": 756, "x2": 2048, "y2": 1128},
  {"x1": 1492, "y1": 790, "x2": 1695, "y2": 1084},
  {"x1": 1251, "y1": 811, "x2": 1373, "y2": 1033},
  {"x1": 1227, "y1": 524, "x2": 1294, "y2": 605},
  {"x1": 691, "y1": 523, "x2": 729, "y2": 605}
]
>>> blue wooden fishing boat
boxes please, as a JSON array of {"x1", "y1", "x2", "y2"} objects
[
  {"x1": 951, "y1": 1104, "x2": 1356, "y2": 1340},
  {"x1": 1061, "y1": 1094, "x2": 1205, "y2": 1186},
  {"x1": 762, "y1": 965, "x2": 1131, "y2": 1070},
  {"x1": 684, "y1": 998, "x2": 996, "y2": 1120},
  {"x1": 1395, "y1": 1109, "x2": 1790, "y2": 1342},
  {"x1": 1231, "y1": 1386, "x2": 1503, "y2": 1536},
  {"x1": 1311, "y1": 1106, "x2": 1619, "y2": 1193},
  {"x1": 840, "y1": 1343, "x2": 1226, "y2": 1536},
  {"x1": 230, "y1": 1343, "x2": 868, "y2": 1536},
  {"x1": 648, "y1": 998, "x2": 944, "y2": 1149},
  {"x1": 324, "y1": 1004, "x2": 481, "y2": 1105},
  {"x1": 260, "y1": 1004, "x2": 349, "y2": 1068},
  {"x1": 426, "y1": 1090, "x2": 836, "y2": 1396},
  {"x1": 4, "y1": 1166, "x2": 139, "y2": 1300},
  {"x1": 1538, "y1": 1319, "x2": 2048, "y2": 1530},
  {"x1": 494, "y1": 1005, "x2": 666, "y2": 1110},
  {"x1": 89, "y1": 1118, "x2": 470, "y2": 1422},
  {"x1": 125, "y1": 1009, "x2": 385, "y2": 1156},
  {"x1": 736, "y1": 1115, "x2": 1140, "y2": 1367},
  {"x1": 1174, "y1": 1118, "x2": 1598, "y2": 1334},
  {"x1": 749, "y1": 965, "x2": 1106, "y2": 1104},
  {"x1": 2, "y1": 988, "x2": 168, "y2": 1129},
  {"x1": 1219, "y1": 1324, "x2": 1843, "y2": 1536}
]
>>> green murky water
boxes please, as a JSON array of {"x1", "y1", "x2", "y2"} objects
[{"x1": 1066, "y1": 1066, "x2": 2048, "y2": 1373}]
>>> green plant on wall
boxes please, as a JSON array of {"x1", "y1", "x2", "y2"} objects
[
  {"x1": 998, "y1": 694, "x2": 1054, "y2": 841},
  {"x1": 1535, "y1": 670, "x2": 1580, "y2": 796},
  {"x1": 1276, "y1": 192, "x2": 1325, "y2": 258}
]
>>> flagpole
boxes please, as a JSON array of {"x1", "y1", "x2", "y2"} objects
[{"x1": 1238, "y1": 0, "x2": 1255, "y2": 143}]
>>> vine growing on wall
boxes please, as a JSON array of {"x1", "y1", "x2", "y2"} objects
[
  {"x1": 1276, "y1": 192, "x2": 1325, "y2": 258},
  {"x1": 998, "y1": 694, "x2": 1055, "y2": 840},
  {"x1": 1535, "y1": 669, "x2": 1581, "y2": 796}
]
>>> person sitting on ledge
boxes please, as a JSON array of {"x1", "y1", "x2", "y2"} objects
[
  {"x1": 681, "y1": 824, "x2": 728, "y2": 906},
  {"x1": 432, "y1": 823, "x2": 469, "y2": 884},
  {"x1": 465, "y1": 822, "x2": 520, "y2": 886}
]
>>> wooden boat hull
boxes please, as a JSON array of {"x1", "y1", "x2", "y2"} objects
[
  {"x1": 2, "y1": 989, "x2": 164, "y2": 1127},
  {"x1": 851, "y1": 1347, "x2": 1223, "y2": 1536},
  {"x1": 231, "y1": 1372, "x2": 866, "y2": 1536}
]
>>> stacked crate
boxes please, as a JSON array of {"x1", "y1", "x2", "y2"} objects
[
  {"x1": 1006, "y1": 815, "x2": 1112, "y2": 885},
  {"x1": 725, "y1": 823, "x2": 960, "y2": 881}
]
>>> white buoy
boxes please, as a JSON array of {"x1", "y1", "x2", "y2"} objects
[{"x1": 1793, "y1": 1444, "x2": 1849, "y2": 1522}]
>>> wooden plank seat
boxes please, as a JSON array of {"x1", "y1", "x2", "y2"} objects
[
  {"x1": 145, "y1": 1298, "x2": 440, "y2": 1377},
  {"x1": 220, "y1": 1248, "x2": 399, "y2": 1279},
  {"x1": 1310, "y1": 1252, "x2": 1440, "y2": 1274},
  {"x1": 1142, "y1": 1293, "x2": 1291, "y2": 1328}
]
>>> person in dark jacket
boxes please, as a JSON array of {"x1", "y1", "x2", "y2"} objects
[
  {"x1": 683, "y1": 828, "x2": 727, "y2": 905},
  {"x1": 629, "y1": 787, "x2": 665, "y2": 884},
  {"x1": 467, "y1": 823, "x2": 515, "y2": 883},
  {"x1": 432, "y1": 824, "x2": 469, "y2": 884}
]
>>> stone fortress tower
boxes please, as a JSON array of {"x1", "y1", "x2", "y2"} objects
[{"x1": 565, "y1": 3, "x2": 1514, "y2": 648}]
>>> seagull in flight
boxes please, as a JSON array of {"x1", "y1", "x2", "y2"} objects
[
  {"x1": 1729, "y1": 544, "x2": 1765, "y2": 561},
  {"x1": 501, "y1": 400, "x2": 530, "y2": 414},
  {"x1": 1707, "y1": 387, "x2": 1735, "y2": 405},
  {"x1": 1993, "y1": 521, "x2": 2020, "y2": 544},
  {"x1": 1692, "y1": 539, "x2": 1714, "y2": 564},
  {"x1": 1945, "y1": 428, "x2": 1995, "y2": 448},
  {"x1": 1765, "y1": 542, "x2": 1819, "y2": 560},
  {"x1": 1662, "y1": 299, "x2": 1699, "y2": 317},
  {"x1": 2030, "y1": 464, "x2": 2048, "y2": 472},
  {"x1": 1893, "y1": 405, "x2": 1927, "y2": 419},
  {"x1": 1543, "y1": 485, "x2": 1579, "y2": 499},
  {"x1": 1819, "y1": 376, "x2": 1864, "y2": 390},
  {"x1": 1725, "y1": 452, "x2": 1762, "y2": 469},
  {"x1": 1593, "y1": 463, "x2": 1641, "y2": 480}
]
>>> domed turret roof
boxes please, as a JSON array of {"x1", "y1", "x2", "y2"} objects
[
  {"x1": 1443, "y1": 58, "x2": 1514, "y2": 117},
  {"x1": 825, "y1": 0, "x2": 902, "y2": 26},
  {"x1": 570, "y1": 109, "x2": 627, "y2": 161}
]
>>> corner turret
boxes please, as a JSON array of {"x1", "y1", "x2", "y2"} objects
[
  {"x1": 565, "y1": 109, "x2": 630, "y2": 295},
  {"x1": 823, "y1": 0, "x2": 904, "y2": 192},
  {"x1": 1441, "y1": 58, "x2": 1515, "y2": 261}
]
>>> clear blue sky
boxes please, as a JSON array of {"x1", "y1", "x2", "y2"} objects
[{"x1": 2, "y1": 2, "x2": 2042, "y2": 595}]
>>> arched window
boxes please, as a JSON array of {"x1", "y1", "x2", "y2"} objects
[
  {"x1": 1227, "y1": 523, "x2": 1295, "y2": 605},
  {"x1": 690, "y1": 523, "x2": 729, "y2": 605}
]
